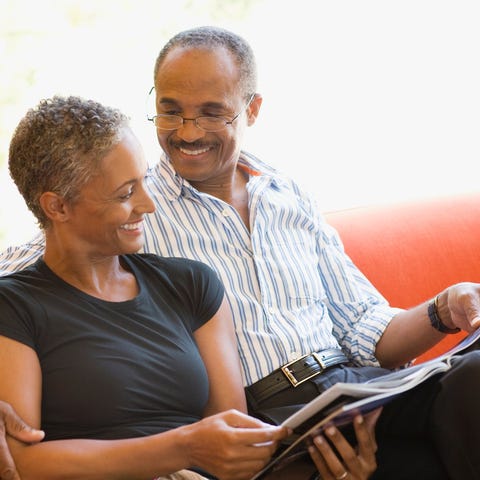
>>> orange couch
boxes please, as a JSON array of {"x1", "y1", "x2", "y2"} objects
[{"x1": 324, "y1": 192, "x2": 480, "y2": 363}]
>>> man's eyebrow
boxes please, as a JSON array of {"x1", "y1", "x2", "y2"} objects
[
  {"x1": 157, "y1": 97, "x2": 178, "y2": 105},
  {"x1": 157, "y1": 97, "x2": 226, "y2": 110}
]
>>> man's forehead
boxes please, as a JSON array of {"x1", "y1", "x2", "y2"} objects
[
  {"x1": 155, "y1": 46, "x2": 239, "y2": 82},
  {"x1": 155, "y1": 49, "x2": 241, "y2": 106}
]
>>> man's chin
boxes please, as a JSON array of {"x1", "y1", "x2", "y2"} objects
[{"x1": 170, "y1": 161, "x2": 210, "y2": 183}]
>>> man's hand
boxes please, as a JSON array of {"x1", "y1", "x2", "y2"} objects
[
  {"x1": 442, "y1": 282, "x2": 480, "y2": 332},
  {"x1": 0, "y1": 401, "x2": 44, "y2": 480},
  {"x1": 308, "y1": 408, "x2": 382, "y2": 480}
]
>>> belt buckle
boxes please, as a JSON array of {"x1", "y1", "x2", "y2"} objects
[{"x1": 281, "y1": 353, "x2": 326, "y2": 387}]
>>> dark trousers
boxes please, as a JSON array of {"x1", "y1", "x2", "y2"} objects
[{"x1": 246, "y1": 351, "x2": 480, "y2": 480}]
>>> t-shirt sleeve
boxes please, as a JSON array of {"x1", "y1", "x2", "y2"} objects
[
  {"x1": 178, "y1": 259, "x2": 225, "y2": 331},
  {"x1": 135, "y1": 254, "x2": 226, "y2": 332},
  {"x1": 0, "y1": 280, "x2": 37, "y2": 349}
]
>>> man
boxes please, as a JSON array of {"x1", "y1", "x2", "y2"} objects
[{"x1": 1, "y1": 26, "x2": 480, "y2": 479}]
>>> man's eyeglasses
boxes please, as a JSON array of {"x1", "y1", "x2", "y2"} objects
[{"x1": 147, "y1": 90, "x2": 256, "y2": 133}]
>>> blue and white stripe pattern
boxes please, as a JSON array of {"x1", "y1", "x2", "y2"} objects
[{"x1": 0, "y1": 151, "x2": 400, "y2": 385}]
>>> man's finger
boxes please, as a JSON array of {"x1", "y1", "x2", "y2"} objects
[
  {"x1": 0, "y1": 420, "x2": 20, "y2": 480},
  {"x1": 0, "y1": 401, "x2": 44, "y2": 443}
]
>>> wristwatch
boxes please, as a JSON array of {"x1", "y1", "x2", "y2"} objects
[{"x1": 428, "y1": 295, "x2": 460, "y2": 334}]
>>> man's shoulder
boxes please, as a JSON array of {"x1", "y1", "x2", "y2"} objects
[
  {"x1": 241, "y1": 151, "x2": 318, "y2": 205},
  {"x1": 240, "y1": 150, "x2": 278, "y2": 176},
  {"x1": 0, "y1": 232, "x2": 45, "y2": 276},
  {"x1": 240, "y1": 151, "x2": 307, "y2": 187}
]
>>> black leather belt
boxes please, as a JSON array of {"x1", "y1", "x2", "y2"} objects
[{"x1": 246, "y1": 349, "x2": 349, "y2": 405}]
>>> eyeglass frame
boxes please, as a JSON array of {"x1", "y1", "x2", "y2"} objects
[{"x1": 147, "y1": 88, "x2": 256, "y2": 132}]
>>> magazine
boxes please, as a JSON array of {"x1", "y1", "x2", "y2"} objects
[{"x1": 250, "y1": 327, "x2": 480, "y2": 480}]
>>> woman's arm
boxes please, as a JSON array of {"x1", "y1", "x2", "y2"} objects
[
  {"x1": 194, "y1": 297, "x2": 247, "y2": 416},
  {"x1": 0, "y1": 330, "x2": 286, "y2": 480},
  {"x1": 7, "y1": 414, "x2": 284, "y2": 480}
]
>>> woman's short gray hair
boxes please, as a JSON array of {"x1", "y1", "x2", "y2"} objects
[{"x1": 8, "y1": 95, "x2": 129, "y2": 229}]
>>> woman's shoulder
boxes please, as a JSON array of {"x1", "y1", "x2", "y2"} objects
[
  {"x1": 124, "y1": 253, "x2": 217, "y2": 277},
  {"x1": 0, "y1": 258, "x2": 44, "y2": 288}
]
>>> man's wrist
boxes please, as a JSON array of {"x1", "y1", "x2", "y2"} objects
[{"x1": 428, "y1": 293, "x2": 460, "y2": 334}]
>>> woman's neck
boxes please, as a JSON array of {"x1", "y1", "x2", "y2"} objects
[{"x1": 43, "y1": 244, "x2": 138, "y2": 302}]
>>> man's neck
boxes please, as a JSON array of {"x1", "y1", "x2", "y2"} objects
[{"x1": 192, "y1": 165, "x2": 251, "y2": 230}]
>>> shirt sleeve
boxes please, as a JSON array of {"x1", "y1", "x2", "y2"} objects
[
  {"x1": 141, "y1": 255, "x2": 226, "y2": 332},
  {"x1": 0, "y1": 279, "x2": 37, "y2": 349},
  {"x1": 309, "y1": 197, "x2": 402, "y2": 366},
  {"x1": 176, "y1": 259, "x2": 226, "y2": 331},
  {"x1": 0, "y1": 232, "x2": 45, "y2": 276}
]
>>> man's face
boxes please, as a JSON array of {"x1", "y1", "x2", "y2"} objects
[{"x1": 153, "y1": 46, "x2": 258, "y2": 189}]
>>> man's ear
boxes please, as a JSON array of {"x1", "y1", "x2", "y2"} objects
[
  {"x1": 39, "y1": 192, "x2": 70, "y2": 223},
  {"x1": 247, "y1": 93, "x2": 262, "y2": 126}
]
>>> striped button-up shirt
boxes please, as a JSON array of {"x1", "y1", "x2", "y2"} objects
[{"x1": 0, "y1": 151, "x2": 399, "y2": 385}]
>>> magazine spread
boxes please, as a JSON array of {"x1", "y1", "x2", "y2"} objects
[{"x1": 250, "y1": 328, "x2": 480, "y2": 480}]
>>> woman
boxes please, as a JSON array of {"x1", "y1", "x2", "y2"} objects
[{"x1": 0, "y1": 95, "x2": 287, "y2": 480}]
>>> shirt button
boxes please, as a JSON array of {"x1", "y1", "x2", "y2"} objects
[
  {"x1": 268, "y1": 307, "x2": 275, "y2": 314},
  {"x1": 222, "y1": 209, "x2": 230, "y2": 217},
  {"x1": 289, "y1": 351, "x2": 300, "y2": 361}
]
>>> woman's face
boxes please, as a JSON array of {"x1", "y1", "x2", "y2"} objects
[{"x1": 64, "y1": 128, "x2": 155, "y2": 258}]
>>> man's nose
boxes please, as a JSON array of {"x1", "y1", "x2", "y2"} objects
[{"x1": 176, "y1": 118, "x2": 206, "y2": 143}]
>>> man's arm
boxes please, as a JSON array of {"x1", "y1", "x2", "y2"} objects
[
  {"x1": 376, "y1": 282, "x2": 480, "y2": 368},
  {"x1": 0, "y1": 233, "x2": 45, "y2": 277},
  {"x1": 0, "y1": 234, "x2": 46, "y2": 478},
  {"x1": 0, "y1": 401, "x2": 44, "y2": 480}
]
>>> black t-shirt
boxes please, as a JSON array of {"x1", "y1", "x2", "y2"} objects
[{"x1": 0, "y1": 253, "x2": 225, "y2": 441}]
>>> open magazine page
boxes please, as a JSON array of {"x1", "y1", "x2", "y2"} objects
[
  {"x1": 250, "y1": 327, "x2": 480, "y2": 480},
  {"x1": 250, "y1": 362, "x2": 449, "y2": 480},
  {"x1": 285, "y1": 326, "x2": 480, "y2": 431},
  {"x1": 421, "y1": 327, "x2": 480, "y2": 363},
  {"x1": 282, "y1": 361, "x2": 450, "y2": 431}
]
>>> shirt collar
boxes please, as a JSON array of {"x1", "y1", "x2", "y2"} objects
[{"x1": 154, "y1": 150, "x2": 283, "y2": 201}]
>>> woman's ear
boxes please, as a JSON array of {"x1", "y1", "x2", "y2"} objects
[
  {"x1": 247, "y1": 93, "x2": 262, "y2": 126},
  {"x1": 39, "y1": 192, "x2": 70, "y2": 223}
]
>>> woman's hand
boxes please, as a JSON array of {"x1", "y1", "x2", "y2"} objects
[
  {"x1": 308, "y1": 408, "x2": 381, "y2": 480},
  {"x1": 183, "y1": 409, "x2": 289, "y2": 480}
]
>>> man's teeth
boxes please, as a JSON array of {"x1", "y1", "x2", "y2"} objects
[
  {"x1": 121, "y1": 221, "x2": 142, "y2": 230},
  {"x1": 179, "y1": 146, "x2": 210, "y2": 155}
]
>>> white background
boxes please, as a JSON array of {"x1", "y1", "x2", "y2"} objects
[{"x1": 1, "y1": 0, "x2": 479, "y2": 249}]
